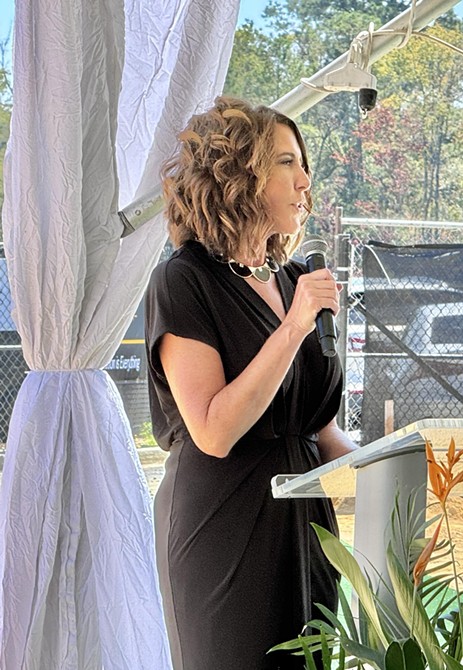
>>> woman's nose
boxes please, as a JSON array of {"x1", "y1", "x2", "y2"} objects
[{"x1": 296, "y1": 165, "x2": 311, "y2": 191}]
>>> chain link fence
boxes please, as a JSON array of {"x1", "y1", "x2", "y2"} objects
[
  {"x1": 0, "y1": 247, "x2": 28, "y2": 444},
  {"x1": 3, "y1": 229, "x2": 463, "y2": 449},
  {"x1": 337, "y1": 217, "x2": 463, "y2": 446}
]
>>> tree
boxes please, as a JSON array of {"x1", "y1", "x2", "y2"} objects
[
  {"x1": 224, "y1": 20, "x2": 316, "y2": 105},
  {"x1": 258, "y1": 0, "x2": 421, "y2": 232},
  {"x1": 225, "y1": 1, "x2": 463, "y2": 243},
  {"x1": 263, "y1": 0, "x2": 409, "y2": 63},
  {"x1": 356, "y1": 23, "x2": 463, "y2": 223}
]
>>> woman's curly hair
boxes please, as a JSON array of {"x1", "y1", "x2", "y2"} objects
[{"x1": 162, "y1": 96, "x2": 312, "y2": 264}]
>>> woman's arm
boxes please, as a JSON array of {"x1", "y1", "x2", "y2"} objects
[
  {"x1": 159, "y1": 268, "x2": 340, "y2": 458},
  {"x1": 317, "y1": 417, "x2": 358, "y2": 464}
]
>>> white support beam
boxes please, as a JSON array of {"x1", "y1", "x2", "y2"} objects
[
  {"x1": 272, "y1": 0, "x2": 461, "y2": 118},
  {"x1": 119, "y1": 0, "x2": 461, "y2": 235},
  {"x1": 341, "y1": 217, "x2": 463, "y2": 229}
]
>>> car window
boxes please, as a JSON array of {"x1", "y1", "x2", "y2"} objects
[{"x1": 431, "y1": 314, "x2": 463, "y2": 345}]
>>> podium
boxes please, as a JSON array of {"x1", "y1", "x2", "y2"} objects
[{"x1": 272, "y1": 418, "x2": 463, "y2": 606}]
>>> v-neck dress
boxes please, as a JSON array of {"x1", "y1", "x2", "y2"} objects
[{"x1": 145, "y1": 241, "x2": 343, "y2": 670}]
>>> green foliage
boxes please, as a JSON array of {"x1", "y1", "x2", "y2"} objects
[
  {"x1": 386, "y1": 545, "x2": 443, "y2": 669},
  {"x1": 224, "y1": 21, "x2": 315, "y2": 105},
  {"x1": 270, "y1": 485, "x2": 463, "y2": 670},
  {"x1": 134, "y1": 421, "x2": 157, "y2": 448},
  {"x1": 437, "y1": 610, "x2": 462, "y2": 662},
  {"x1": 363, "y1": 24, "x2": 463, "y2": 222},
  {"x1": 385, "y1": 639, "x2": 426, "y2": 670},
  {"x1": 224, "y1": 3, "x2": 463, "y2": 238},
  {"x1": 312, "y1": 524, "x2": 390, "y2": 648},
  {"x1": 263, "y1": 0, "x2": 409, "y2": 62}
]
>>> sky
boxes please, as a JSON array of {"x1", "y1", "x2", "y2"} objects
[
  {"x1": 0, "y1": 0, "x2": 14, "y2": 43},
  {"x1": 237, "y1": 0, "x2": 268, "y2": 25}
]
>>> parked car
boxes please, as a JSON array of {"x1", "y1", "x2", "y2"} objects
[
  {"x1": 347, "y1": 273, "x2": 463, "y2": 445},
  {"x1": 391, "y1": 302, "x2": 463, "y2": 428},
  {"x1": 347, "y1": 308, "x2": 366, "y2": 352}
]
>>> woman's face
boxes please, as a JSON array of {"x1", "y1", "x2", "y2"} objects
[{"x1": 263, "y1": 123, "x2": 311, "y2": 236}]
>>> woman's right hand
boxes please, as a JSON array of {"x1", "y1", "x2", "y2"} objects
[{"x1": 283, "y1": 268, "x2": 341, "y2": 335}]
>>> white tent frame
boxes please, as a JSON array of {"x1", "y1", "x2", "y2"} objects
[{"x1": 119, "y1": 0, "x2": 462, "y2": 236}]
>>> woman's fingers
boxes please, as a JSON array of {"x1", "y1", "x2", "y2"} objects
[{"x1": 285, "y1": 270, "x2": 340, "y2": 332}]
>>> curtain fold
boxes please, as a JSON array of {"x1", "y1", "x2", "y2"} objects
[{"x1": 0, "y1": 0, "x2": 239, "y2": 666}]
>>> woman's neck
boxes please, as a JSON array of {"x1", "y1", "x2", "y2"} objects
[{"x1": 233, "y1": 246, "x2": 267, "y2": 267}]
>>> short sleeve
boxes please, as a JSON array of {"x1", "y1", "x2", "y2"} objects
[{"x1": 145, "y1": 256, "x2": 221, "y2": 380}]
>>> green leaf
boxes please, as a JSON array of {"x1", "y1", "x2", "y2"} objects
[
  {"x1": 298, "y1": 635, "x2": 319, "y2": 670},
  {"x1": 338, "y1": 643, "x2": 346, "y2": 670},
  {"x1": 306, "y1": 617, "x2": 338, "y2": 637},
  {"x1": 403, "y1": 639, "x2": 427, "y2": 670},
  {"x1": 386, "y1": 545, "x2": 444, "y2": 670},
  {"x1": 440, "y1": 651, "x2": 463, "y2": 670},
  {"x1": 269, "y1": 634, "x2": 324, "y2": 653},
  {"x1": 384, "y1": 639, "x2": 426, "y2": 670},
  {"x1": 385, "y1": 641, "x2": 406, "y2": 670},
  {"x1": 337, "y1": 581, "x2": 360, "y2": 643},
  {"x1": 312, "y1": 523, "x2": 389, "y2": 649},
  {"x1": 313, "y1": 604, "x2": 347, "y2": 636},
  {"x1": 437, "y1": 610, "x2": 462, "y2": 661},
  {"x1": 320, "y1": 629, "x2": 332, "y2": 670},
  {"x1": 340, "y1": 637, "x2": 385, "y2": 669}
]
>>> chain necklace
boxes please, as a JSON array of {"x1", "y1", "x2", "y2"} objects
[{"x1": 227, "y1": 256, "x2": 279, "y2": 284}]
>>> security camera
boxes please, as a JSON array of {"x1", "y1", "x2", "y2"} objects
[
  {"x1": 301, "y1": 57, "x2": 378, "y2": 116},
  {"x1": 358, "y1": 87, "x2": 378, "y2": 114}
]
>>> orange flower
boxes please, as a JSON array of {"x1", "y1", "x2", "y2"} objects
[
  {"x1": 426, "y1": 438, "x2": 463, "y2": 506},
  {"x1": 446, "y1": 436, "x2": 463, "y2": 472},
  {"x1": 415, "y1": 438, "x2": 463, "y2": 587},
  {"x1": 426, "y1": 440, "x2": 447, "y2": 503},
  {"x1": 413, "y1": 517, "x2": 444, "y2": 588}
]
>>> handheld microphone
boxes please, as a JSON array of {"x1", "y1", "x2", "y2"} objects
[{"x1": 301, "y1": 235, "x2": 337, "y2": 358}]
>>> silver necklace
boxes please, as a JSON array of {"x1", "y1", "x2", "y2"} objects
[{"x1": 227, "y1": 256, "x2": 279, "y2": 284}]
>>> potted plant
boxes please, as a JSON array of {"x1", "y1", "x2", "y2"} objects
[{"x1": 270, "y1": 438, "x2": 463, "y2": 669}]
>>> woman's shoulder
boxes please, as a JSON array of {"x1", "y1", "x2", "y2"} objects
[{"x1": 150, "y1": 241, "x2": 210, "y2": 284}]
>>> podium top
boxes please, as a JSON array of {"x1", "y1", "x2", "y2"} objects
[{"x1": 271, "y1": 418, "x2": 463, "y2": 499}]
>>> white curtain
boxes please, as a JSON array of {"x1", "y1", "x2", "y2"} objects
[{"x1": 0, "y1": 0, "x2": 239, "y2": 667}]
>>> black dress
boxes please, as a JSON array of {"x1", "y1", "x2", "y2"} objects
[{"x1": 145, "y1": 241, "x2": 342, "y2": 670}]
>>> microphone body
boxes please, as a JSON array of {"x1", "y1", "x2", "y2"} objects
[{"x1": 301, "y1": 236, "x2": 337, "y2": 358}]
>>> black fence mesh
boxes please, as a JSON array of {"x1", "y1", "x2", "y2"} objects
[
  {"x1": 3, "y1": 236, "x2": 463, "y2": 448},
  {"x1": 347, "y1": 241, "x2": 463, "y2": 445}
]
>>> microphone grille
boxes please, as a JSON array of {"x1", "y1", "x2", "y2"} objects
[{"x1": 301, "y1": 235, "x2": 328, "y2": 257}]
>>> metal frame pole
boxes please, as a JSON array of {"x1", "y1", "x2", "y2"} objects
[{"x1": 118, "y1": 0, "x2": 461, "y2": 235}]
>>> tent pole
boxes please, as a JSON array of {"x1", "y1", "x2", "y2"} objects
[{"x1": 118, "y1": 0, "x2": 461, "y2": 236}]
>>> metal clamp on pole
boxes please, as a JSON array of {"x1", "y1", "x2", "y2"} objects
[{"x1": 118, "y1": 184, "x2": 165, "y2": 238}]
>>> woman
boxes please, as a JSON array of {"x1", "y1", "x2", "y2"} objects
[{"x1": 145, "y1": 96, "x2": 357, "y2": 670}]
